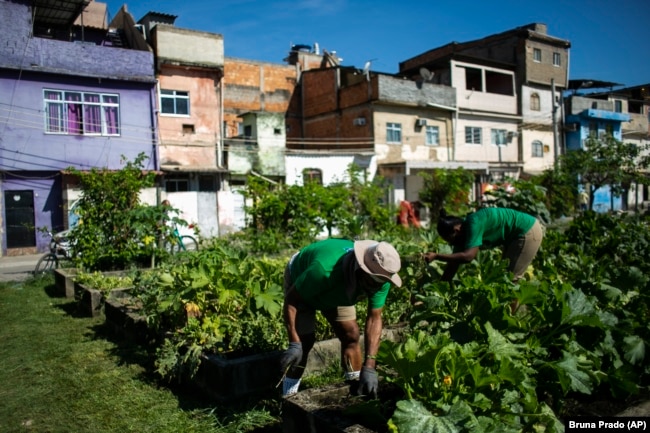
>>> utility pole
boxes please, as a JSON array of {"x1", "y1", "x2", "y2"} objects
[{"x1": 551, "y1": 79, "x2": 560, "y2": 171}]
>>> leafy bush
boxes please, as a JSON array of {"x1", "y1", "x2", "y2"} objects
[
  {"x1": 241, "y1": 164, "x2": 396, "y2": 253},
  {"x1": 133, "y1": 244, "x2": 287, "y2": 380},
  {"x1": 379, "y1": 213, "x2": 650, "y2": 432},
  {"x1": 75, "y1": 271, "x2": 133, "y2": 294},
  {"x1": 66, "y1": 154, "x2": 163, "y2": 271}
]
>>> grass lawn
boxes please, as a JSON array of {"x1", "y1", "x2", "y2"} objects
[{"x1": 0, "y1": 275, "x2": 282, "y2": 433}]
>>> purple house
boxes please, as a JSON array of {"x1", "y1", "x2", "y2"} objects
[{"x1": 0, "y1": 0, "x2": 158, "y2": 255}]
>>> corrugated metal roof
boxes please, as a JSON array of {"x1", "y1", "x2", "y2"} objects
[{"x1": 32, "y1": 0, "x2": 90, "y2": 28}]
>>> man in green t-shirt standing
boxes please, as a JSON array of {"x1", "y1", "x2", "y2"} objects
[
  {"x1": 279, "y1": 238, "x2": 402, "y2": 398},
  {"x1": 423, "y1": 207, "x2": 543, "y2": 282}
]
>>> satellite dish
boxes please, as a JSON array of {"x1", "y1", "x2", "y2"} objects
[{"x1": 419, "y1": 67, "x2": 434, "y2": 82}]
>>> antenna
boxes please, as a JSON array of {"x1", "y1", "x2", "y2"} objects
[{"x1": 419, "y1": 67, "x2": 434, "y2": 82}]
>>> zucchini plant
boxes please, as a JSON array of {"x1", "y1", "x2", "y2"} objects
[{"x1": 378, "y1": 212, "x2": 649, "y2": 433}]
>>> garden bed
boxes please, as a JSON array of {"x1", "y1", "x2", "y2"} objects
[
  {"x1": 54, "y1": 267, "x2": 79, "y2": 298},
  {"x1": 282, "y1": 382, "x2": 402, "y2": 433},
  {"x1": 73, "y1": 271, "x2": 135, "y2": 317},
  {"x1": 103, "y1": 296, "x2": 153, "y2": 346},
  {"x1": 103, "y1": 292, "x2": 408, "y2": 403}
]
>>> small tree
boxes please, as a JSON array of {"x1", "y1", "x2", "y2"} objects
[
  {"x1": 561, "y1": 135, "x2": 650, "y2": 210},
  {"x1": 534, "y1": 168, "x2": 577, "y2": 218},
  {"x1": 483, "y1": 178, "x2": 551, "y2": 224},
  {"x1": 418, "y1": 167, "x2": 474, "y2": 219},
  {"x1": 67, "y1": 153, "x2": 159, "y2": 271}
]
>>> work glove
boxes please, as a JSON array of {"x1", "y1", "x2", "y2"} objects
[
  {"x1": 356, "y1": 366, "x2": 378, "y2": 399},
  {"x1": 279, "y1": 342, "x2": 303, "y2": 373}
]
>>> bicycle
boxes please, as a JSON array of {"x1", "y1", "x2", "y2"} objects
[
  {"x1": 164, "y1": 224, "x2": 199, "y2": 254},
  {"x1": 34, "y1": 230, "x2": 72, "y2": 274}
]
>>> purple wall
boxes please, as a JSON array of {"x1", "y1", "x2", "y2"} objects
[
  {"x1": 0, "y1": 0, "x2": 159, "y2": 254},
  {"x1": 0, "y1": 1, "x2": 155, "y2": 81},
  {"x1": 0, "y1": 71, "x2": 158, "y2": 171}
]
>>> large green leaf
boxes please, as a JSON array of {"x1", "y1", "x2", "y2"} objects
[
  {"x1": 485, "y1": 322, "x2": 525, "y2": 361},
  {"x1": 561, "y1": 289, "x2": 606, "y2": 328},
  {"x1": 551, "y1": 350, "x2": 593, "y2": 394},
  {"x1": 623, "y1": 335, "x2": 645, "y2": 365},
  {"x1": 254, "y1": 284, "x2": 282, "y2": 316},
  {"x1": 390, "y1": 400, "x2": 458, "y2": 433}
]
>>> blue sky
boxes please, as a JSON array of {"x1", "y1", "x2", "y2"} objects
[{"x1": 104, "y1": 0, "x2": 649, "y2": 89}]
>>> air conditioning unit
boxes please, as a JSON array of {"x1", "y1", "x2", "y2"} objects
[
  {"x1": 353, "y1": 117, "x2": 366, "y2": 126},
  {"x1": 415, "y1": 118, "x2": 427, "y2": 127}
]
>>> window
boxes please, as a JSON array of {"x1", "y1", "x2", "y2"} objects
[
  {"x1": 425, "y1": 126, "x2": 439, "y2": 146},
  {"x1": 302, "y1": 168, "x2": 322, "y2": 185},
  {"x1": 199, "y1": 175, "x2": 215, "y2": 192},
  {"x1": 485, "y1": 70, "x2": 513, "y2": 96},
  {"x1": 165, "y1": 177, "x2": 189, "y2": 192},
  {"x1": 465, "y1": 126, "x2": 482, "y2": 144},
  {"x1": 44, "y1": 89, "x2": 120, "y2": 136},
  {"x1": 530, "y1": 93, "x2": 541, "y2": 111},
  {"x1": 553, "y1": 52, "x2": 561, "y2": 66},
  {"x1": 465, "y1": 67, "x2": 483, "y2": 91},
  {"x1": 614, "y1": 100, "x2": 622, "y2": 113},
  {"x1": 533, "y1": 48, "x2": 541, "y2": 62},
  {"x1": 160, "y1": 89, "x2": 189, "y2": 115},
  {"x1": 532, "y1": 140, "x2": 543, "y2": 157},
  {"x1": 386, "y1": 122, "x2": 402, "y2": 143},
  {"x1": 491, "y1": 129, "x2": 507, "y2": 146}
]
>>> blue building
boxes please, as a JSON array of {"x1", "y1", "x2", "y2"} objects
[{"x1": 564, "y1": 92, "x2": 631, "y2": 212}]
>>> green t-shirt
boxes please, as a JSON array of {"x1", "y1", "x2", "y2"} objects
[
  {"x1": 290, "y1": 238, "x2": 390, "y2": 311},
  {"x1": 459, "y1": 208, "x2": 536, "y2": 251}
]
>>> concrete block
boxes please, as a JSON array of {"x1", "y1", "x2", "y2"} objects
[{"x1": 54, "y1": 267, "x2": 79, "y2": 298}]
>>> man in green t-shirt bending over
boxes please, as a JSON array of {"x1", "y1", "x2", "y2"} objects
[
  {"x1": 280, "y1": 238, "x2": 402, "y2": 398},
  {"x1": 423, "y1": 207, "x2": 543, "y2": 282}
]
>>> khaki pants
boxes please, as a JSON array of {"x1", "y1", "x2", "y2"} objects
[{"x1": 503, "y1": 220, "x2": 544, "y2": 280}]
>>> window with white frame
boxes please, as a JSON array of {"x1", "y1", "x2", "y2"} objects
[
  {"x1": 44, "y1": 89, "x2": 120, "y2": 136},
  {"x1": 425, "y1": 125, "x2": 439, "y2": 146},
  {"x1": 533, "y1": 48, "x2": 542, "y2": 62},
  {"x1": 530, "y1": 93, "x2": 541, "y2": 111},
  {"x1": 553, "y1": 52, "x2": 561, "y2": 67},
  {"x1": 160, "y1": 89, "x2": 190, "y2": 115},
  {"x1": 532, "y1": 140, "x2": 543, "y2": 157},
  {"x1": 465, "y1": 126, "x2": 482, "y2": 144},
  {"x1": 386, "y1": 122, "x2": 402, "y2": 144},
  {"x1": 491, "y1": 129, "x2": 508, "y2": 146}
]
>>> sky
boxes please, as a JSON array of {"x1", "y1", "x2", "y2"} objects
[{"x1": 103, "y1": 0, "x2": 650, "y2": 89}]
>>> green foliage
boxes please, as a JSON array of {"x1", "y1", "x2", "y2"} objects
[
  {"x1": 240, "y1": 164, "x2": 395, "y2": 253},
  {"x1": 533, "y1": 169, "x2": 577, "y2": 218},
  {"x1": 66, "y1": 153, "x2": 162, "y2": 271},
  {"x1": 418, "y1": 168, "x2": 474, "y2": 219},
  {"x1": 74, "y1": 271, "x2": 133, "y2": 294},
  {"x1": 381, "y1": 212, "x2": 650, "y2": 432},
  {"x1": 133, "y1": 244, "x2": 288, "y2": 380},
  {"x1": 483, "y1": 178, "x2": 551, "y2": 224},
  {"x1": 560, "y1": 135, "x2": 650, "y2": 209}
]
